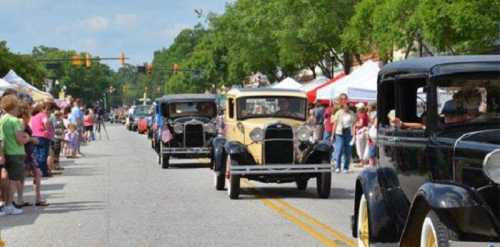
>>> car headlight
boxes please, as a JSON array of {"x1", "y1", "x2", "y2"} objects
[
  {"x1": 249, "y1": 127, "x2": 264, "y2": 142},
  {"x1": 296, "y1": 125, "x2": 313, "y2": 142},
  {"x1": 204, "y1": 123, "x2": 216, "y2": 133},
  {"x1": 173, "y1": 123, "x2": 184, "y2": 134},
  {"x1": 483, "y1": 149, "x2": 500, "y2": 184}
]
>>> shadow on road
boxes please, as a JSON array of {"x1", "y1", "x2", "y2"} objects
[{"x1": 237, "y1": 186, "x2": 355, "y2": 200}]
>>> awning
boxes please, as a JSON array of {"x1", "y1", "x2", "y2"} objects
[
  {"x1": 272, "y1": 77, "x2": 302, "y2": 90},
  {"x1": 3, "y1": 70, "x2": 53, "y2": 101},
  {"x1": 305, "y1": 73, "x2": 346, "y2": 103}
]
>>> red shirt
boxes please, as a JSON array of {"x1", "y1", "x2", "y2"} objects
[
  {"x1": 323, "y1": 106, "x2": 333, "y2": 133},
  {"x1": 356, "y1": 112, "x2": 369, "y2": 128}
]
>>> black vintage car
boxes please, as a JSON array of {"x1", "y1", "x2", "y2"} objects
[
  {"x1": 154, "y1": 94, "x2": 217, "y2": 168},
  {"x1": 352, "y1": 55, "x2": 500, "y2": 247}
]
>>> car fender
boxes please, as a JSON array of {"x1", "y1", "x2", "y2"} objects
[
  {"x1": 304, "y1": 141, "x2": 332, "y2": 163},
  {"x1": 353, "y1": 167, "x2": 409, "y2": 243},
  {"x1": 400, "y1": 182, "x2": 499, "y2": 246},
  {"x1": 223, "y1": 141, "x2": 255, "y2": 165},
  {"x1": 211, "y1": 137, "x2": 226, "y2": 172}
]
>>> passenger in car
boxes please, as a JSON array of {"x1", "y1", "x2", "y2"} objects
[{"x1": 387, "y1": 110, "x2": 426, "y2": 130}]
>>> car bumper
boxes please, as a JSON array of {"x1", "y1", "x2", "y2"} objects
[
  {"x1": 231, "y1": 164, "x2": 333, "y2": 175},
  {"x1": 449, "y1": 241, "x2": 499, "y2": 247},
  {"x1": 161, "y1": 147, "x2": 211, "y2": 155}
]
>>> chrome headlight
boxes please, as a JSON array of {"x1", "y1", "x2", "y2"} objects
[
  {"x1": 249, "y1": 127, "x2": 264, "y2": 142},
  {"x1": 173, "y1": 123, "x2": 184, "y2": 134},
  {"x1": 296, "y1": 125, "x2": 313, "y2": 142},
  {"x1": 483, "y1": 149, "x2": 500, "y2": 184},
  {"x1": 204, "y1": 123, "x2": 216, "y2": 134}
]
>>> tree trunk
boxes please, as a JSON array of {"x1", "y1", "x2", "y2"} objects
[
  {"x1": 343, "y1": 51, "x2": 352, "y2": 75},
  {"x1": 309, "y1": 65, "x2": 316, "y2": 79}
]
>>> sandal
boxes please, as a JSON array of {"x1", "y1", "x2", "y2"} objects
[{"x1": 35, "y1": 201, "x2": 49, "y2": 207}]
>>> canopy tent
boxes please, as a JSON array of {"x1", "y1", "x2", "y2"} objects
[
  {"x1": 300, "y1": 76, "x2": 329, "y2": 92},
  {"x1": 3, "y1": 70, "x2": 53, "y2": 101},
  {"x1": 305, "y1": 73, "x2": 346, "y2": 103},
  {"x1": 316, "y1": 60, "x2": 380, "y2": 102},
  {"x1": 271, "y1": 77, "x2": 302, "y2": 90},
  {"x1": 0, "y1": 78, "x2": 16, "y2": 95}
]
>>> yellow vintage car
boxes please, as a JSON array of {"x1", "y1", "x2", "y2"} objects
[{"x1": 211, "y1": 88, "x2": 333, "y2": 199}]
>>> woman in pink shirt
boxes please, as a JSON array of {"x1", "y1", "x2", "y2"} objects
[{"x1": 30, "y1": 101, "x2": 54, "y2": 177}]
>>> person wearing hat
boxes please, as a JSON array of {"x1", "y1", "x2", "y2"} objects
[{"x1": 354, "y1": 103, "x2": 369, "y2": 167}]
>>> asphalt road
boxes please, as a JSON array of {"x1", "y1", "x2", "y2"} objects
[{"x1": 0, "y1": 125, "x2": 360, "y2": 247}]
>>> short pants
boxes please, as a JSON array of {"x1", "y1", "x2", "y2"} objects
[
  {"x1": 84, "y1": 125, "x2": 93, "y2": 132},
  {"x1": 368, "y1": 145, "x2": 377, "y2": 158},
  {"x1": 6, "y1": 155, "x2": 27, "y2": 181}
]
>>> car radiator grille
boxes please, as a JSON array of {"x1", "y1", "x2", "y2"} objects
[
  {"x1": 185, "y1": 124, "x2": 204, "y2": 147},
  {"x1": 264, "y1": 124, "x2": 294, "y2": 164}
]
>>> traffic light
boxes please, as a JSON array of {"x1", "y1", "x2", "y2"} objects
[
  {"x1": 85, "y1": 54, "x2": 91, "y2": 68},
  {"x1": 172, "y1": 64, "x2": 179, "y2": 75},
  {"x1": 147, "y1": 64, "x2": 153, "y2": 75},
  {"x1": 72, "y1": 55, "x2": 82, "y2": 66},
  {"x1": 119, "y1": 52, "x2": 126, "y2": 65}
]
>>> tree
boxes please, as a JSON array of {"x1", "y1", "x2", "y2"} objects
[{"x1": 0, "y1": 41, "x2": 47, "y2": 87}]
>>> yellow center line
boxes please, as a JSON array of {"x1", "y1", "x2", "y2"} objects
[
  {"x1": 242, "y1": 180, "x2": 355, "y2": 247},
  {"x1": 274, "y1": 198, "x2": 356, "y2": 247}
]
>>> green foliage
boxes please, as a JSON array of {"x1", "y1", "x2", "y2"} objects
[
  {"x1": 343, "y1": 0, "x2": 500, "y2": 61},
  {"x1": 0, "y1": 41, "x2": 47, "y2": 87}
]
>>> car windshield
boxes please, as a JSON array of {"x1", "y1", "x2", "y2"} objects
[
  {"x1": 237, "y1": 96, "x2": 306, "y2": 120},
  {"x1": 435, "y1": 76, "x2": 500, "y2": 126},
  {"x1": 166, "y1": 101, "x2": 216, "y2": 118},
  {"x1": 133, "y1": 106, "x2": 150, "y2": 117}
]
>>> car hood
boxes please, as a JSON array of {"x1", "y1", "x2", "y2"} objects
[{"x1": 454, "y1": 129, "x2": 500, "y2": 162}]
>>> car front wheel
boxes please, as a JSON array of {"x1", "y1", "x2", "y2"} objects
[
  {"x1": 316, "y1": 171, "x2": 331, "y2": 198},
  {"x1": 357, "y1": 194, "x2": 370, "y2": 247},
  {"x1": 420, "y1": 211, "x2": 458, "y2": 247},
  {"x1": 226, "y1": 154, "x2": 240, "y2": 199}
]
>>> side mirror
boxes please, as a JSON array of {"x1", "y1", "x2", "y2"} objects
[{"x1": 236, "y1": 122, "x2": 245, "y2": 134}]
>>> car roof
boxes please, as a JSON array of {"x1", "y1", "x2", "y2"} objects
[
  {"x1": 156, "y1": 94, "x2": 216, "y2": 103},
  {"x1": 226, "y1": 87, "x2": 306, "y2": 98},
  {"x1": 380, "y1": 55, "x2": 500, "y2": 79}
]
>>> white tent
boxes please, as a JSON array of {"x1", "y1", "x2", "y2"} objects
[
  {"x1": 272, "y1": 77, "x2": 303, "y2": 90},
  {"x1": 300, "y1": 76, "x2": 329, "y2": 92},
  {"x1": 3, "y1": 70, "x2": 53, "y2": 101},
  {"x1": 0, "y1": 78, "x2": 17, "y2": 95},
  {"x1": 316, "y1": 60, "x2": 380, "y2": 101}
]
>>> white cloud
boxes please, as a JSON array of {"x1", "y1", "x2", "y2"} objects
[
  {"x1": 114, "y1": 14, "x2": 138, "y2": 28},
  {"x1": 81, "y1": 16, "x2": 109, "y2": 32}
]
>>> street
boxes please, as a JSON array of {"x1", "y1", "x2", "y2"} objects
[{"x1": 0, "y1": 125, "x2": 358, "y2": 247}]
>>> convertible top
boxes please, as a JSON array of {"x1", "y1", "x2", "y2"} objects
[
  {"x1": 380, "y1": 55, "x2": 500, "y2": 79},
  {"x1": 156, "y1": 94, "x2": 216, "y2": 103}
]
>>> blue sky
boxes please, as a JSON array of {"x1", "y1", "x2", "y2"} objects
[{"x1": 0, "y1": 0, "x2": 230, "y2": 70}]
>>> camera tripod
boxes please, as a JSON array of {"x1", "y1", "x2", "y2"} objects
[{"x1": 96, "y1": 116, "x2": 110, "y2": 140}]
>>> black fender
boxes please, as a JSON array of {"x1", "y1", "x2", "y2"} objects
[
  {"x1": 353, "y1": 167, "x2": 410, "y2": 243},
  {"x1": 304, "y1": 141, "x2": 332, "y2": 163},
  {"x1": 211, "y1": 137, "x2": 226, "y2": 172},
  {"x1": 400, "y1": 182, "x2": 500, "y2": 246},
  {"x1": 223, "y1": 141, "x2": 256, "y2": 165}
]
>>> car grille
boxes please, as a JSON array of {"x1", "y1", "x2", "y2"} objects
[
  {"x1": 184, "y1": 124, "x2": 204, "y2": 147},
  {"x1": 264, "y1": 124, "x2": 294, "y2": 164}
]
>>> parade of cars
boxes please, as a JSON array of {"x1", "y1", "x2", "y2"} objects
[{"x1": 126, "y1": 55, "x2": 500, "y2": 247}]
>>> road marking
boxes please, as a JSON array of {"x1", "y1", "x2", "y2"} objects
[{"x1": 242, "y1": 180, "x2": 356, "y2": 247}]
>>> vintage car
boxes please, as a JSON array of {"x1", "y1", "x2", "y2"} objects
[
  {"x1": 211, "y1": 88, "x2": 333, "y2": 199},
  {"x1": 127, "y1": 104, "x2": 150, "y2": 131},
  {"x1": 352, "y1": 55, "x2": 500, "y2": 247},
  {"x1": 155, "y1": 94, "x2": 217, "y2": 168}
]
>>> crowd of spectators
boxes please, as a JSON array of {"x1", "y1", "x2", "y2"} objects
[
  {"x1": 308, "y1": 93, "x2": 378, "y2": 173},
  {"x1": 0, "y1": 89, "x2": 98, "y2": 216}
]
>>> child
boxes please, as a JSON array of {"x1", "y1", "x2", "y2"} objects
[
  {"x1": 65, "y1": 124, "x2": 79, "y2": 158},
  {"x1": 52, "y1": 111, "x2": 65, "y2": 170}
]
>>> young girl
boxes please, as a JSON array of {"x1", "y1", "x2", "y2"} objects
[{"x1": 65, "y1": 124, "x2": 79, "y2": 158}]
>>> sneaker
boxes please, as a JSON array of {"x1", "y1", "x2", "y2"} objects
[
  {"x1": 0, "y1": 207, "x2": 6, "y2": 216},
  {"x1": 335, "y1": 168, "x2": 340, "y2": 173},
  {"x1": 343, "y1": 170, "x2": 349, "y2": 174},
  {"x1": 4, "y1": 204, "x2": 23, "y2": 215}
]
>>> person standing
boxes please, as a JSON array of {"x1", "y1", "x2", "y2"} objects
[
  {"x1": 69, "y1": 99, "x2": 83, "y2": 156},
  {"x1": 322, "y1": 102, "x2": 334, "y2": 142},
  {"x1": 331, "y1": 93, "x2": 356, "y2": 173},
  {"x1": 0, "y1": 95, "x2": 29, "y2": 215},
  {"x1": 31, "y1": 101, "x2": 54, "y2": 177},
  {"x1": 354, "y1": 103, "x2": 369, "y2": 166}
]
